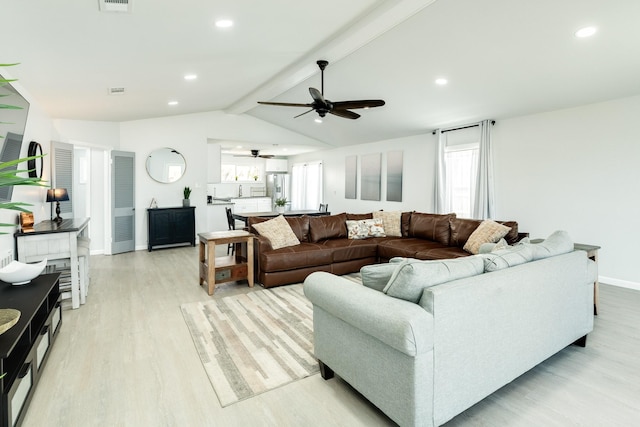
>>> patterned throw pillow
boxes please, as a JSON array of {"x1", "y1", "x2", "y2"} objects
[
  {"x1": 346, "y1": 218, "x2": 386, "y2": 239},
  {"x1": 463, "y1": 220, "x2": 511, "y2": 255},
  {"x1": 252, "y1": 215, "x2": 300, "y2": 250},
  {"x1": 373, "y1": 210, "x2": 402, "y2": 237}
]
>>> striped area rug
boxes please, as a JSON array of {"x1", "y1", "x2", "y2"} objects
[{"x1": 180, "y1": 283, "x2": 318, "y2": 407}]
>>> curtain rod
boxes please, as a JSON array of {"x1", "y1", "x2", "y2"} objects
[{"x1": 432, "y1": 120, "x2": 495, "y2": 135}]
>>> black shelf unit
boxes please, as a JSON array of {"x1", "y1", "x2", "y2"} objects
[
  {"x1": 0, "y1": 273, "x2": 61, "y2": 427},
  {"x1": 147, "y1": 207, "x2": 196, "y2": 251}
]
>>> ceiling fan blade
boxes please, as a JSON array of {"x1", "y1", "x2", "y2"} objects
[
  {"x1": 331, "y1": 99, "x2": 386, "y2": 110},
  {"x1": 330, "y1": 109, "x2": 361, "y2": 119},
  {"x1": 309, "y1": 87, "x2": 327, "y2": 106},
  {"x1": 257, "y1": 101, "x2": 313, "y2": 108},
  {"x1": 294, "y1": 108, "x2": 315, "y2": 118}
]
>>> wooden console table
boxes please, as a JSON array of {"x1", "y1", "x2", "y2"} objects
[
  {"x1": 574, "y1": 243, "x2": 601, "y2": 315},
  {"x1": 0, "y1": 273, "x2": 62, "y2": 427},
  {"x1": 198, "y1": 230, "x2": 254, "y2": 295}
]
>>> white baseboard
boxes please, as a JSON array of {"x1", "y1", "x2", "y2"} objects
[{"x1": 600, "y1": 276, "x2": 640, "y2": 292}]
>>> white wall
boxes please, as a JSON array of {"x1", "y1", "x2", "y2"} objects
[
  {"x1": 290, "y1": 96, "x2": 640, "y2": 287},
  {"x1": 290, "y1": 133, "x2": 438, "y2": 215},
  {"x1": 493, "y1": 95, "x2": 640, "y2": 287},
  {"x1": 119, "y1": 111, "x2": 322, "y2": 250}
]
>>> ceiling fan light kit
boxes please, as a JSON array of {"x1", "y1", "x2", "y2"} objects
[{"x1": 258, "y1": 60, "x2": 385, "y2": 120}]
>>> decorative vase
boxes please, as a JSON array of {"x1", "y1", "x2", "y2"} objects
[
  {"x1": 276, "y1": 206, "x2": 285, "y2": 213},
  {"x1": 183, "y1": 199, "x2": 190, "y2": 207}
]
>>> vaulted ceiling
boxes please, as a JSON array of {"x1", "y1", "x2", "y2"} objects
[{"x1": 3, "y1": 0, "x2": 640, "y2": 156}]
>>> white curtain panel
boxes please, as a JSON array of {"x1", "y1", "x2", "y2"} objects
[
  {"x1": 472, "y1": 120, "x2": 495, "y2": 219},
  {"x1": 291, "y1": 162, "x2": 323, "y2": 210},
  {"x1": 434, "y1": 129, "x2": 447, "y2": 214}
]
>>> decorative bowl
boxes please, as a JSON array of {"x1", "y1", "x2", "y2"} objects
[
  {"x1": 0, "y1": 309, "x2": 21, "y2": 335},
  {"x1": 0, "y1": 259, "x2": 47, "y2": 285}
]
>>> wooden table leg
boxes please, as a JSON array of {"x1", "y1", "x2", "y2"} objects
[
  {"x1": 207, "y1": 240, "x2": 216, "y2": 295},
  {"x1": 247, "y1": 236, "x2": 254, "y2": 288},
  {"x1": 199, "y1": 240, "x2": 205, "y2": 287}
]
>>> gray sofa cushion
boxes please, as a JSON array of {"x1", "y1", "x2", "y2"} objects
[
  {"x1": 482, "y1": 244, "x2": 534, "y2": 272},
  {"x1": 383, "y1": 256, "x2": 485, "y2": 303},
  {"x1": 360, "y1": 257, "x2": 406, "y2": 292},
  {"x1": 531, "y1": 230, "x2": 573, "y2": 260}
]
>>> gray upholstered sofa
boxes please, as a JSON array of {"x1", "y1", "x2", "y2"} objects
[{"x1": 303, "y1": 235, "x2": 596, "y2": 427}]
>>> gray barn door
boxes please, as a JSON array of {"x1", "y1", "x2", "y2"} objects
[{"x1": 111, "y1": 150, "x2": 135, "y2": 254}]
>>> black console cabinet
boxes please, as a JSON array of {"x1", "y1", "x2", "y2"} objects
[
  {"x1": 0, "y1": 273, "x2": 61, "y2": 427},
  {"x1": 147, "y1": 207, "x2": 196, "y2": 251}
]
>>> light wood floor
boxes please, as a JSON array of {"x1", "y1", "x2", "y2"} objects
[{"x1": 23, "y1": 246, "x2": 640, "y2": 427}]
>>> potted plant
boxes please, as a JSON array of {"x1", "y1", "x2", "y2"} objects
[
  {"x1": 274, "y1": 197, "x2": 287, "y2": 213},
  {"x1": 183, "y1": 186, "x2": 192, "y2": 207}
]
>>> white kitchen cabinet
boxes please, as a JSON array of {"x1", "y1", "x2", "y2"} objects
[
  {"x1": 265, "y1": 158, "x2": 288, "y2": 172},
  {"x1": 207, "y1": 143, "x2": 221, "y2": 183},
  {"x1": 231, "y1": 197, "x2": 272, "y2": 213},
  {"x1": 257, "y1": 198, "x2": 273, "y2": 212}
]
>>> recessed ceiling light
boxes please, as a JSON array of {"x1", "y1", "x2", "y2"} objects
[
  {"x1": 575, "y1": 26, "x2": 597, "y2": 38},
  {"x1": 315, "y1": 118, "x2": 323, "y2": 124},
  {"x1": 184, "y1": 74, "x2": 197, "y2": 81},
  {"x1": 215, "y1": 19, "x2": 233, "y2": 28},
  {"x1": 168, "y1": 101, "x2": 178, "y2": 106},
  {"x1": 435, "y1": 78, "x2": 448, "y2": 85}
]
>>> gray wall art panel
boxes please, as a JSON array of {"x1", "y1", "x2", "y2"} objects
[
  {"x1": 361, "y1": 153, "x2": 381, "y2": 201},
  {"x1": 386, "y1": 150, "x2": 403, "y2": 202},
  {"x1": 345, "y1": 155, "x2": 357, "y2": 199}
]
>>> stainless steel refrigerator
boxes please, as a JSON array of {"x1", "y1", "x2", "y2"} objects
[{"x1": 266, "y1": 173, "x2": 291, "y2": 209}]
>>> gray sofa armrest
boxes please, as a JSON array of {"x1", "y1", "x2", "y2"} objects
[{"x1": 304, "y1": 271, "x2": 434, "y2": 357}]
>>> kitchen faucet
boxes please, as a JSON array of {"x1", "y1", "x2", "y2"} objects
[{"x1": 238, "y1": 184, "x2": 242, "y2": 197}]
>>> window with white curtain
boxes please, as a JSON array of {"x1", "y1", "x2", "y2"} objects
[
  {"x1": 435, "y1": 120, "x2": 494, "y2": 219},
  {"x1": 291, "y1": 161, "x2": 323, "y2": 210},
  {"x1": 443, "y1": 143, "x2": 478, "y2": 218}
]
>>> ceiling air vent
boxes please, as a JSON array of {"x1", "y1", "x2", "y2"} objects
[
  {"x1": 108, "y1": 87, "x2": 125, "y2": 95},
  {"x1": 99, "y1": 0, "x2": 133, "y2": 13}
]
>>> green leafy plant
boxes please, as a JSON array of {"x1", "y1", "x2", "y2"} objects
[
  {"x1": 274, "y1": 197, "x2": 287, "y2": 207},
  {"x1": 183, "y1": 186, "x2": 192, "y2": 199}
]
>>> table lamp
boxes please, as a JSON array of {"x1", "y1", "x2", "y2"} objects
[{"x1": 46, "y1": 188, "x2": 69, "y2": 223}]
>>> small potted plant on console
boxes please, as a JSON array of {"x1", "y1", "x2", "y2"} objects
[
  {"x1": 274, "y1": 197, "x2": 287, "y2": 213},
  {"x1": 183, "y1": 186, "x2": 192, "y2": 207}
]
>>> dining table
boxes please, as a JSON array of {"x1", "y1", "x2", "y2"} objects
[{"x1": 232, "y1": 210, "x2": 331, "y2": 227}]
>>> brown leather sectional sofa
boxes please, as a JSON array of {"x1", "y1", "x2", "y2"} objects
[{"x1": 248, "y1": 211, "x2": 525, "y2": 288}]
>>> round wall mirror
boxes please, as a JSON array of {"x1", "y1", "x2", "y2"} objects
[{"x1": 146, "y1": 148, "x2": 186, "y2": 183}]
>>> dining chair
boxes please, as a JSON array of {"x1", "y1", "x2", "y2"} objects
[
  {"x1": 225, "y1": 207, "x2": 236, "y2": 255},
  {"x1": 319, "y1": 203, "x2": 328, "y2": 212}
]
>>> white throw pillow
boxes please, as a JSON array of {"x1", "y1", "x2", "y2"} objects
[
  {"x1": 346, "y1": 218, "x2": 386, "y2": 239},
  {"x1": 252, "y1": 215, "x2": 300, "y2": 250},
  {"x1": 463, "y1": 220, "x2": 511, "y2": 254},
  {"x1": 373, "y1": 210, "x2": 402, "y2": 237}
]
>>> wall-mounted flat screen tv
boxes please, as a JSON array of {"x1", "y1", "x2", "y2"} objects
[{"x1": 0, "y1": 75, "x2": 30, "y2": 202}]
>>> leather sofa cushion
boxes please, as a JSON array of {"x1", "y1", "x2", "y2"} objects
[
  {"x1": 259, "y1": 242, "x2": 333, "y2": 272},
  {"x1": 377, "y1": 237, "x2": 448, "y2": 260},
  {"x1": 346, "y1": 212, "x2": 373, "y2": 220},
  {"x1": 309, "y1": 213, "x2": 348, "y2": 242},
  {"x1": 250, "y1": 215, "x2": 310, "y2": 242},
  {"x1": 316, "y1": 238, "x2": 379, "y2": 262},
  {"x1": 414, "y1": 246, "x2": 469, "y2": 260},
  {"x1": 408, "y1": 212, "x2": 455, "y2": 245},
  {"x1": 401, "y1": 211, "x2": 413, "y2": 237},
  {"x1": 450, "y1": 218, "x2": 520, "y2": 247}
]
